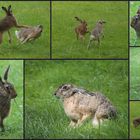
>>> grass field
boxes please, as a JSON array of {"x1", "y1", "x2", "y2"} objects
[
  {"x1": 130, "y1": 48, "x2": 140, "y2": 100},
  {"x1": 52, "y1": 2, "x2": 128, "y2": 59},
  {"x1": 130, "y1": 101, "x2": 140, "y2": 139},
  {"x1": 25, "y1": 60, "x2": 128, "y2": 139},
  {"x1": 0, "y1": 1, "x2": 50, "y2": 58},
  {"x1": 0, "y1": 60, "x2": 23, "y2": 139},
  {"x1": 130, "y1": 1, "x2": 140, "y2": 46}
]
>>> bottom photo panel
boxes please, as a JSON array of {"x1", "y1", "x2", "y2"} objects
[
  {"x1": 0, "y1": 60, "x2": 23, "y2": 139},
  {"x1": 25, "y1": 60, "x2": 128, "y2": 139},
  {"x1": 130, "y1": 101, "x2": 140, "y2": 139}
]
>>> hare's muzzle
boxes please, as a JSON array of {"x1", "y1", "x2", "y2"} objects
[{"x1": 11, "y1": 93, "x2": 17, "y2": 99}]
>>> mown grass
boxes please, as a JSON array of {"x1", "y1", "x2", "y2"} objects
[
  {"x1": 25, "y1": 60, "x2": 128, "y2": 139},
  {"x1": 0, "y1": 60, "x2": 23, "y2": 139},
  {"x1": 0, "y1": 1, "x2": 50, "y2": 59},
  {"x1": 52, "y1": 2, "x2": 128, "y2": 59},
  {"x1": 130, "y1": 101, "x2": 140, "y2": 139},
  {"x1": 130, "y1": 1, "x2": 140, "y2": 46},
  {"x1": 130, "y1": 48, "x2": 140, "y2": 100}
]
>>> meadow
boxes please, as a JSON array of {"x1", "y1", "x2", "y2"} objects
[
  {"x1": 0, "y1": 60, "x2": 23, "y2": 139},
  {"x1": 0, "y1": 1, "x2": 50, "y2": 59},
  {"x1": 130, "y1": 101, "x2": 140, "y2": 139},
  {"x1": 130, "y1": 1, "x2": 140, "y2": 46},
  {"x1": 52, "y1": 2, "x2": 128, "y2": 59},
  {"x1": 25, "y1": 60, "x2": 128, "y2": 139},
  {"x1": 130, "y1": 48, "x2": 140, "y2": 100}
]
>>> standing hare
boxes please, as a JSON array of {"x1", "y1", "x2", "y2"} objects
[
  {"x1": 0, "y1": 66, "x2": 17, "y2": 132},
  {"x1": 54, "y1": 84, "x2": 117, "y2": 128},
  {"x1": 87, "y1": 20, "x2": 106, "y2": 49},
  {"x1": 15, "y1": 25, "x2": 43, "y2": 44},
  {"x1": 0, "y1": 5, "x2": 29, "y2": 44},
  {"x1": 75, "y1": 17, "x2": 90, "y2": 40}
]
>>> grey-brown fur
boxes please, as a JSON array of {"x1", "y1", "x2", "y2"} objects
[
  {"x1": 133, "y1": 117, "x2": 140, "y2": 128},
  {"x1": 15, "y1": 25, "x2": 43, "y2": 44},
  {"x1": 131, "y1": 14, "x2": 140, "y2": 38},
  {"x1": 54, "y1": 84, "x2": 117, "y2": 127},
  {"x1": 87, "y1": 20, "x2": 106, "y2": 49},
  {"x1": 0, "y1": 66, "x2": 17, "y2": 132},
  {"x1": 0, "y1": 5, "x2": 29, "y2": 44}
]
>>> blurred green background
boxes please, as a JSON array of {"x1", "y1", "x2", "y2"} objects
[
  {"x1": 130, "y1": 48, "x2": 140, "y2": 99},
  {"x1": 130, "y1": 101, "x2": 140, "y2": 139}
]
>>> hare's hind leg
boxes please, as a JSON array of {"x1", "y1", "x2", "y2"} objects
[
  {"x1": 87, "y1": 38, "x2": 93, "y2": 50},
  {"x1": 0, "y1": 32, "x2": 3, "y2": 44},
  {"x1": 0, "y1": 117, "x2": 5, "y2": 132},
  {"x1": 8, "y1": 30, "x2": 12, "y2": 44},
  {"x1": 21, "y1": 34, "x2": 32, "y2": 44},
  {"x1": 92, "y1": 113, "x2": 103, "y2": 129},
  {"x1": 69, "y1": 119, "x2": 77, "y2": 127},
  {"x1": 76, "y1": 114, "x2": 91, "y2": 127}
]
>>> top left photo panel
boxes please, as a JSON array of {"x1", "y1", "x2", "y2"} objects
[{"x1": 0, "y1": 1, "x2": 50, "y2": 59}]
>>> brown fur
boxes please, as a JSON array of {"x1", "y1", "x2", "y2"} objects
[
  {"x1": 133, "y1": 117, "x2": 140, "y2": 128},
  {"x1": 74, "y1": 17, "x2": 90, "y2": 40},
  {"x1": 54, "y1": 84, "x2": 117, "y2": 128},
  {"x1": 0, "y1": 66, "x2": 17, "y2": 132},
  {"x1": 15, "y1": 25, "x2": 43, "y2": 44},
  {"x1": 0, "y1": 5, "x2": 29, "y2": 44},
  {"x1": 87, "y1": 20, "x2": 106, "y2": 49}
]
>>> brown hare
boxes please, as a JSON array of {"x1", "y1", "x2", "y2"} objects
[
  {"x1": 15, "y1": 25, "x2": 43, "y2": 44},
  {"x1": 0, "y1": 5, "x2": 29, "y2": 44},
  {"x1": 87, "y1": 20, "x2": 106, "y2": 49},
  {"x1": 75, "y1": 17, "x2": 90, "y2": 40},
  {"x1": 130, "y1": 6, "x2": 140, "y2": 45},
  {"x1": 133, "y1": 117, "x2": 140, "y2": 128},
  {"x1": 0, "y1": 66, "x2": 17, "y2": 132},
  {"x1": 54, "y1": 84, "x2": 117, "y2": 128}
]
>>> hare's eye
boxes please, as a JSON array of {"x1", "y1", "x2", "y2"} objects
[{"x1": 62, "y1": 86, "x2": 68, "y2": 90}]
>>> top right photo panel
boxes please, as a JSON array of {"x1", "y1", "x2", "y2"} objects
[
  {"x1": 52, "y1": 1, "x2": 128, "y2": 59},
  {"x1": 130, "y1": 1, "x2": 140, "y2": 47}
]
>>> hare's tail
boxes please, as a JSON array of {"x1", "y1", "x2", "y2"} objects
[{"x1": 15, "y1": 30, "x2": 20, "y2": 39}]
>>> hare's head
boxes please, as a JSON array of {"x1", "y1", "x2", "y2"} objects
[
  {"x1": 0, "y1": 66, "x2": 17, "y2": 99},
  {"x1": 2, "y1": 5, "x2": 13, "y2": 16},
  {"x1": 98, "y1": 20, "x2": 106, "y2": 24},
  {"x1": 131, "y1": 14, "x2": 140, "y2": 28},
  {"x1": 34, "y1": 25, "x2": 43, "y2": 34},
  {"x1": 82, "y1": 20, "x2": 87, "y2": 26},
  {"x1": 54, "y1": 84, "x2": 75, "y2": 99}
]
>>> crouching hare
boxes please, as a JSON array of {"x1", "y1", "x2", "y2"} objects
[
  {"x1": 0, "y1": 66, "x2": 17, "y2": 132},
  {"x1": 54, "y1": 84, "x2": 117, "y2": 128},
  {"x1": 133, "y1": 117, "x2": 140, "y2": 128},
  {"x1": 15, "y1": 25, "x2": 43, "y2": 44}
]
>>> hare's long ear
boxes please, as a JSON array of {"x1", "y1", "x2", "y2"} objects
[
  {"x1": 4, "y1": 65, "x2": 10, "y2": 81},
  {"x1": 8, "y1": 5, "x2": 11, "y2": 11},
  {"x1": 2, "y1": 6, "x2": 8, "y2": 13},
  {"x1": 0, "y1": 76, "x2": 3, "y2": 85}
]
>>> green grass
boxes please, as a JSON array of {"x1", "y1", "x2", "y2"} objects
[
  {"x1": 130, "y1": 101, "x2": 140, "y2": 139},
  {"x1": 52, "y1": 2, "x2": 128, "y2": 59},
  {"x1": 0, "y1": 1, "x2": 50, "y2": 58},
  {"x1": 130, "y1": 48, "x2": 140, "y2": 100},
  {"x1": 130, "y1": 1, "x2": 140, "y2": 46},
  {"x1": 0, "y1": 60, "x2": 23, "y2": 139},
  {"x1": 25, "y1": 60, "x2": 128, "y2": 139}
]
